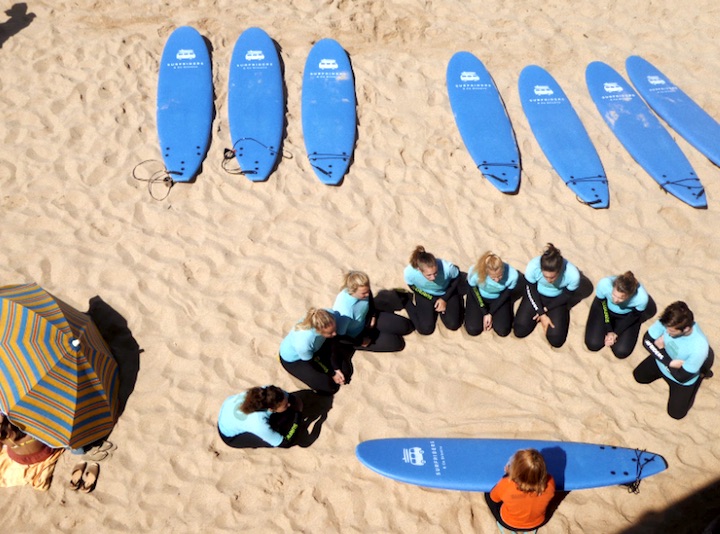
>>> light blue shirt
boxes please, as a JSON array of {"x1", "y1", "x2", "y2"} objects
[
  {"x1": 279, "y1": 310, "x2": 346, "y2": 362},
  {"x1": 217, "y1": 390, "x2": 284, "y2": 446},
  {"x1": 524, "y1": 256, "x2": 580, "y2": 298},
  {"x1": 404, "y1": 259, "x2": 459, "y2": 297},
  {"x1": 595, "y1": 276, "x2": 648, "y2": 315},
  {"x1": 648, "y1": 320, "x2": 709, "y2": 385},
  {"x1": 467, "y1": 262, "x2": 518, "y2": 299},
  {"x1": 333, "y1": 289, "x2": 369, "y2": 338}
]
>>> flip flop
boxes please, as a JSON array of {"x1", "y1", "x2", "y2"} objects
[
  {"x1": 79, "y1": 462, "x2": 100, "y2": 494},
  {"x1": 68, "y1": 461, "x2": 86, "y2": 490}
]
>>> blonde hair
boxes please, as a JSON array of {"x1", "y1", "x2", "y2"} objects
[
  {"x1": 295, "y1": 308, "x2": 336, "y2": 331},
  {"x1": 473, "y1": 251, "x2": 504, "y2": 281},
  {"x1": 341, "y1": 271, "x2": 371, "y2": 294},
  {"x1": 507, "y1": 449, "x2": 549, "y2": 495},
  {"x1": 409, "y1": 245, "x2": 436, "y2": 270}
]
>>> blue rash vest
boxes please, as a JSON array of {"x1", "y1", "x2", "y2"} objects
[
  {"x1": 279, "y1": 310, "x2": 346, "y2": 362},
  {"x1": 467, "y1": 262, "x2": 519, "y2": 299},
  {"x1": 404, "y1": 259, "x2": 459, "y2": 297},
  {"x1": 333, "y1": 289, "x2": 369, "y2": 338},
  {"x1": 647, "y1": 320, "x2": 709, "y2": 385},
  {"x1": 595, "y1": 276, "x2": 649, "y2": 315},
  {"x1": 524, "y1": 256, "x2": 580, "y2": 297},
  {"x1": 217, "y1": 390, "x2": 284, "y2": 446}
]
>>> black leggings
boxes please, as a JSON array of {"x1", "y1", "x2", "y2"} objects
[
  {"x1": 464, "y1": 294, "x2": 513, "y2": 337},
  {"x1": 280, "y1": 343, "x2": 350, "y2": 395},
  {"x1": 405, "y1": 291, "x2": 463, "y2": 335},
  {"x1": 356, "y1": 311, "x2": 415, "y2": 352},
  {"x1": 584, "y1": 298, "x2": 641, "y2": 359},
  {"x1": 633, "y1": 355, "x2": 704, "y2": 420},
  {"x1": 513, "y1": 294, "x2": 570, "y2": 348}
]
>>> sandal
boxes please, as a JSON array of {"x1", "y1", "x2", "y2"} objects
[
  {"x1": 79, "y1": 462, "x2": 100, "y2": 493},
  {"x1": 68, "y1": 461, "x2": 86, "y2": 490}
]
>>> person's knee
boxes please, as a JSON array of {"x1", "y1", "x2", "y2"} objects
[
  {"x1": 443, "y1": 318, "x2": 462, "y2": 331},
  {"x1": 494, "y1": 326, "x2": 511, "y2": 337},
  {"x1": 611, "y1": 346, "x2": 633, "y2": 359},
  {"x1": 547, "y1": 331, "x2": 568, "y2": 348},
  {"x1": 414, "y1": 322, "x2": 436, "y2": 336},
  {"x1": 465, "y1": 324, "x2": 482, "y2": 337}
]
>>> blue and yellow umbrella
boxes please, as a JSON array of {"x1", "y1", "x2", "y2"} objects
[{"x1": 0, "y1": 283, "x2": 119, "y2": 448}]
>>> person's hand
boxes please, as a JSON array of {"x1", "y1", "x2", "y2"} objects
[
  {"x1": 434, "y1": 298, "x2": 447, "y2": 313},
  {"x1": 369, "y1": 316, "x2": 377, "y2": 329},
  {"x1": 539, "y1": 314, "x2": 555, "y2": 333},
  {"x1": 654, "y1": 336, "x2": 665, "y2": 349},
  {"x1": 604, "y1": 332, "x2": 618, "y2": 347},
  {"x1": 483, "y1": 314, "x2": 493, "y2": 332},
  {"x1": 361, "y1": 336, "x2": 372, "y2": 347},
  {"x1": 669, "y1": 359, "x2": 684, "y2": 369},
  {"x1": 332, "y1": 370, "x2": 346, "y2": 385}
]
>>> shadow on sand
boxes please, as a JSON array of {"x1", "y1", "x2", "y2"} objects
[{"x1": 0, "y1": 3, "x2": 35, "y2": 48}]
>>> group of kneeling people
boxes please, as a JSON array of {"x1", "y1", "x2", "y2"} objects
[{"x1": 216, "y1": 242, "x2": 712, "y2": 530}]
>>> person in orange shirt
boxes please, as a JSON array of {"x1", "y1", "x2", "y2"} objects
[{"x1": 485, "y1": 449, "x2": 556, "y2": 531}]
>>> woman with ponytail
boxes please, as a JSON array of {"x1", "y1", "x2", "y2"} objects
[
  {"x1": 279, "y1": 307, "x2": 350, "y2": 395},
  {"x1": 513, "y1": 243, "x2": 580, "y2": 347},
  {"x1": 464, "y1": 251, "x2": 518, "y2": 337},
  {"x1": 217, "y1": 385, "x2": 303, "y2": 448},
  {"x1": 403, "y1": 245, "x2": 463, "y2": 335}
]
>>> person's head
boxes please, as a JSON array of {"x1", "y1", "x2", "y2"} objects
[
  {"x1": 409, "y1": 246, "x2": 438, "y2": 281},
  {"x1": 240, "y1": 386, "x2": 289, "y2": 414},
  {"x1": 611, "y1": 271, "x2": 639, "y2": 304},
  {"x1": 297, "y1": 307, "x2": 337, "y2": 338},
  {"x1": 507, "y1": 448, "x2": 549, "y2": 495},
  {"x1": 539, "y1": 243, "x2": 564, "y2": 283},
  {"x1": 0, "y1": 414, "x2": 24, "y2": 441},
  {"x1": 342, "y1": 271, "x2": 371, "y2": 300},
  {"x1": 659, "y1": 301, "x2": 694, "y2": 336},
  {"x1": 474, "y1": 251, "x2": 504, "y2": 282}
]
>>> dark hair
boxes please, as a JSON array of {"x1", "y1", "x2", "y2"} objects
[
  {"x1": 539, "y1": 243, "x2": 564, "y2": 273},
  {"x1": 409, "y1": 245, "x2": 436, "y2": 271},
  {"x1": 239, "y1": 386, "x2": 286, "y2": 414},
  {"x1": 613, "y1": 271, "x2": 639, "y2": 296},
  {"x1": 659, "y1": 301, "x2": 694, "y2": 330},
  {"x1": 0, "y1": 414, "x2": 24, "y2": 442}
]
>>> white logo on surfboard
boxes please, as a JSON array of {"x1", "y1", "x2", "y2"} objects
[
  {"x1": 603, "y1": 82, "x2": 623, "y2": 93},
  {"x1": 403, "y1": 447, "x2": 426, "y2": 466},
  {"x1": 245, "y1": 50, "x2": 265, "y2": 61},
  {"x1": 460, "y1": 71, "x2": 480, "y2": 82},
  {"x1": 647, "y1": 75, "x2": 666, "y2": 85},
  {"x1": 176, "y1": 49, "x2": 196, "y2": 60},
  {"x1": 533, "y1": 85, "x2": 554, "y2": 96},
  {"x1": 319, "y1": 59, "x2": 339, "y2": 70}
]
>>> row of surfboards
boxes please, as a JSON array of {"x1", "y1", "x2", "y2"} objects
[
  {"x1": 451, "y1": 53, "x2": 718, "y2": 209},
  {"x1": 156, "y1": 26, "x2": 719, "y2": 208},
  {"x1": 157, "y1": 26, "x2": 354, "y2": 187}
]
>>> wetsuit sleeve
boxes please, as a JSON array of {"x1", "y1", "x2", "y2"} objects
[
  {"x1": 440, "y1": 274, "x2": 460, "y2": 300},
  {"x1": 642, "y1": 331, "x2": 673, "y2": 367},
  {"x1": 366, "y1": 292, "x2": 378, "y2": 327},
  {"x1": 599, "y1": 298, "x2": 613, "y2": 334},
  {"x1": 409, "y1": 284, "x2": 437, "y2": 302},
  {"x1": 469, "y1": 284, "x2": 488, "y2": 312},
  {"x1": 524, "y1": 277, "x2": 545, "y2": 314},
  {"x1": 487, "y1": 288, "x2": 511, "y2": 315},
  {"x1": 612, "y1": 309, "x2": 641, "y2": 336}
]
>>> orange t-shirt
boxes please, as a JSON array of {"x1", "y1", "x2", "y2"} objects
[{"x1": 489, "y1": 475, "x2": 556, "y2": 530}]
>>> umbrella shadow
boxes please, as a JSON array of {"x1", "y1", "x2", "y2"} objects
[
  {"x1": 86, "y1": 296, "x2": 142, "y2": 418},
  {"x1": 0, "y1": 3, "x2": 35, "y2": 48},
  {"x1": 290, "y1": 390, "x2": 333, "y2": 448}
]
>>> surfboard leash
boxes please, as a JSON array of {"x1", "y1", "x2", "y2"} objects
[
  {"x1": 222, "y1": 138, "x2": 291, "y2": 176},
  {"x1": 131, "y1": 159, "x2": 174, "y2": 201},
  {"x1": 477, "y1": 162, "x2": 519, "y2": 185},
  {"x1": 625, "y1": 448, "x2": 657, "y2": 494}
]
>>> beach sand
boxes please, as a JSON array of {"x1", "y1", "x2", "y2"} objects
[{"x1": 1, "y1": 1, "x2": 719, "y2": 532}]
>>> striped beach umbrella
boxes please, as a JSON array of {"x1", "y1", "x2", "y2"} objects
[{"x1": 0, "y1": 283, "x2": 119, "y2": 448}]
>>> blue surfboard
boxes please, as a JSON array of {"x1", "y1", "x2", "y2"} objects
[
  {"x1": 447, "y1": 52, "x2": 520, "y2": 194},
  {"x1": 356, "y1": 438, "x2": 667, "y2": 492},
  {"x1": 586, "y1": 61, "x2": 706, "y2": 208},
  {"x1": 228, "y1": 28, "x2": 284, "y2": 182},
  {"x1": 519, "y1": 65, "x2": 609, "y2": 208},
  {"x1": 157, "y1": 26, "x2": 213, "y2": 183},
  {"x1": 626, "y1": 55, "x2": 720, "y2": 168},
  {"x1": 301, "y1": 39, "x2": 356, "y2": 185}
]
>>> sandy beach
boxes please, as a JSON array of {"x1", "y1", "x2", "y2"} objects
[{"x1": 1, "y1": 0, "x2": 720, "y2": 532}]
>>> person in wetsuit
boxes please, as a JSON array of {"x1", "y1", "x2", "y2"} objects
[{"x1": 464, "y1": 251, "x2": 518, "y2": 337}]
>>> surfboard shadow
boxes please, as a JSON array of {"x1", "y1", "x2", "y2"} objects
[{"x1": 0, "y1": 3, "x2": 35, "y2": 49}]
